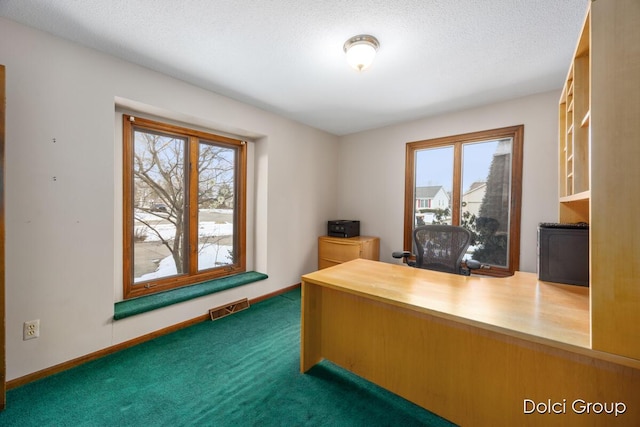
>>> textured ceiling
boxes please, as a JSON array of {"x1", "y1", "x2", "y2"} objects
[{"x1": 0, "y1": 0, "x2": 589, "y2": 135}]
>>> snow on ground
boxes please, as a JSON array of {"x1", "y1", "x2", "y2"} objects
[
  {"x1": 136, "y1": 243, "x2": 233, "y2": 283},
  {"x1": 135, "y1": 221, "x2": 233, "y2": 242},
  {"x1": 134, "y1": 209, "x2": 234, "y2": 282}
]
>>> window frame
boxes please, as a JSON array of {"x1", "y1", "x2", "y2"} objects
[
  {"x1": 403, "y1": 125, "x2": 524, "y2": 277},
  {"x1": 123, "y1": 115, "x2": 247, "y2": 299}
]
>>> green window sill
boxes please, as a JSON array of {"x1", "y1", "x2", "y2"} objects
[{"x1": 114, "y1": 271, "x2": 268, "y2": 320}]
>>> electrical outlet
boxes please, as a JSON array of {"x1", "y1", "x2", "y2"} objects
[{"x1": 23, "y1": 319, "x2": 40, "y2": 340}]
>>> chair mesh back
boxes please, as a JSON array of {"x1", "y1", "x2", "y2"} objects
[{"x1": 414, "y1": 225, "x2": 471, "y2": 274}]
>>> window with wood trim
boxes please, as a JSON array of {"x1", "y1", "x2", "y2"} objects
[
  {"x1": 404, "y1": 125, "x2": 523, "y2": 276},
  {"x1": 123, "y1": 115, "x2": 246, "y2": 299}
]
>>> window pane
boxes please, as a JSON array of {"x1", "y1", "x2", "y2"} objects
[
  {"x1": 461, "y1": 138, "x2": 513, "y2": 268},
  {"x1": 132, "y1": 130, "x2": 187, "y2": 283},
  {"x1": 404, "y1": 125, "x2": 522, "y2": 276},
  {"x1": 414, "y1": 146, "x2": 454, "y2": 226},
  {"x1": 198, "y1": 142, "x2": 236, "y2": 271}
]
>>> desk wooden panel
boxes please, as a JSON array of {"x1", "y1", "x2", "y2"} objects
[{"x1": 301, "y1": 259, "x2": 640, "y2": 426}]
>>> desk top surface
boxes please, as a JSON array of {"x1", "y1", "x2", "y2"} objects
[{"x1": 302, "y1": 259, "x2": 590, "y2": 350}]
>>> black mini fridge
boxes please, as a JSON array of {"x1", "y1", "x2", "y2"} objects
[{"x1": 537, "y1": 223, "x2": 589, "y2": 286}]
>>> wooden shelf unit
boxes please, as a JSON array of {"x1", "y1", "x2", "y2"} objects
[
  {"x1": 558, "y1": 9, "x2": 590, "y2": 224},
  {"x1": 558, "y1": 0, "x2": 640, "y2": 361}
]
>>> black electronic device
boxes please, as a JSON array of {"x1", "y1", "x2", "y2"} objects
[
  {"x1": 328, "y1": 220, "x2": 360, "y2": 238},
  {"x1": 537, "y1": 223, "x2": 589, "y2": 286}
]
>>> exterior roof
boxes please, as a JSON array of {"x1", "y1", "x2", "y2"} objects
[
  {"x1": 464, "y1": 181, "x2": 487, "y2": 195},
  {"x1": 416, "y1": 186, "x2": 445, "y2": 199}
]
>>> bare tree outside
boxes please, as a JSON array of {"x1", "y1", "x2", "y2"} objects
[
  {"x1": 132, "y1": 130, "x2": 236, "y2": 283},
  {"x1": 196, "y1": 141, "x2": 236, "y2": 271}
]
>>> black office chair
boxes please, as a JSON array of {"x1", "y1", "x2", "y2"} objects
[{"x1": 393, "y1": 225, "x2": 479, "y2": 275}]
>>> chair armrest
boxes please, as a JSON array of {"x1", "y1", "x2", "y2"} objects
[
  {"x1": 466, "y1": 259, "x2": 482, "y2": 270},
  {"x1": 392, "y1": 251, "x2": 412, "y2": 259}
]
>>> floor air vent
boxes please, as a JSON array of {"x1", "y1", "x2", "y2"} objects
[{"x1": 209, "y1": 298, "x2": 250, "y2": 321}]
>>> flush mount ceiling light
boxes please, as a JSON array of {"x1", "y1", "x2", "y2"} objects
[{"x1": 343, "y1": 34, "x2": 380, "y2": 71}]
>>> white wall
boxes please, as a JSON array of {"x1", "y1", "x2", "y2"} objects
[
  {"x1": 337, "y1": 91, "x2": 560, "y2": 272},
  {"x1": 1, "y1": 17, "x2": 338, "y2": 381}
]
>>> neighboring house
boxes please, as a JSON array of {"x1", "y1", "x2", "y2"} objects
[
  {"x1": 415, "y1": 185, "x2": 450, "y2": 224},
  {"x1": 461, "y1": 181, "x2": 487, "y2": 217}
]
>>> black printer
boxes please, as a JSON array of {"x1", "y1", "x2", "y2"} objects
[{"x1": 327, "y1": 220, "x2": 360, "y2": 238}]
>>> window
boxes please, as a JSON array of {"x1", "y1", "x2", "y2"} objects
[
  {"x1": 404, "y1": 125, "x2": 523, "y2": 276},
  {"x1": 123, "y1": 115, "x2": 246, "y2": 299}
]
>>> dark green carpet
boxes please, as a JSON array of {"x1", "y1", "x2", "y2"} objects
[{"x1": 1, "y1": 290, "x2": 455, "y2": 426}]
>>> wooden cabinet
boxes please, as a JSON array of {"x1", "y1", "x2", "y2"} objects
[
  {"x1": 318, "y1": 236, "x2": 380, "y2": 269},
  {"x1": 558, "y1": 0, "x2": 640, "y2": 360}
]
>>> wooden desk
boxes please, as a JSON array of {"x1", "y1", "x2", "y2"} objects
[{"x1": 301, "y1": 259, "x2": 640, "y2": 426}]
